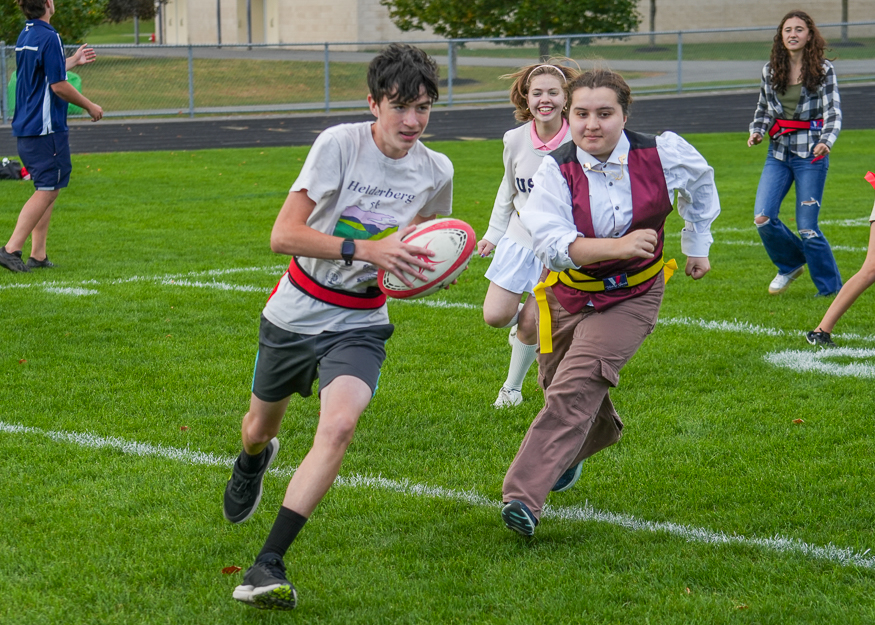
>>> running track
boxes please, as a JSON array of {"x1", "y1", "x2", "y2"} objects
[{"x1": 1, "y1": 85, "x2": 874, "y2": 154}]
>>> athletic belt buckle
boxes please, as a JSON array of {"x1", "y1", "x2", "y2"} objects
[{"x1": 602, "y1": 273, "x2": 629, "y2": 291}]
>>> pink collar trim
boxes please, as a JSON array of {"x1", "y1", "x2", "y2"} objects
[{"x1": 531, "y1": 118, "x2": 568, "y2": 151}]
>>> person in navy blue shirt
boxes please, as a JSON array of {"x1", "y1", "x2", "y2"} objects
[{"x1": 0, "y1": 0, "x2": 103, "y2": 274}]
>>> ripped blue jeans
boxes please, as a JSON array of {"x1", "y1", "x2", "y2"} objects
[{"x1": 754, "y1": 145, "x2": 842, "y2": 296}]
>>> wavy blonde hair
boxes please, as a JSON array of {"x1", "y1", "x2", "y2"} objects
[{"x1": 502, "y1": 58, "x2": 580, "y2": 123}]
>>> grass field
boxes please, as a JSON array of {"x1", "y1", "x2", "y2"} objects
[
  {"x1": 84, "y1": 18, "x2": 157, "y2": 45},
  {"x1": 2, "y1": 129, "x2": 875, "y2": 623}
]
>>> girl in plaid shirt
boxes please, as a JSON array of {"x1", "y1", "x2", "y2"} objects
[{"x1": 748, "y1": 10, "x2": 842, "y2": 297}]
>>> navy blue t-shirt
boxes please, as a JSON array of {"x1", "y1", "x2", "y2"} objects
[{"x1": 12, "y1": 20, "x2": 68, "y2": 137}]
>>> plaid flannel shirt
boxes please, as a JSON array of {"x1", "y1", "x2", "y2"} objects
[{"x1": 749, "y1": 60, "x2": 841, "y2": 161}]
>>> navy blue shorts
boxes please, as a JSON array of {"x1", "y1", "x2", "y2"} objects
[
  {"x1": 251, "y1": 315, "x2": 395, "y2": 403},
  {"x1": 17, "y1": 132, "x2": 72, "y2": 191}
]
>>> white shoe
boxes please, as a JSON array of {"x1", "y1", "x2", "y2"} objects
[
  {"x1": 494, "y1": 387, "x2": 523, "y2": 408},
  {"x1": 508, "y1": 324, "x2": 518, "y2": 346},
  {"x1": 768, "y1": 266, "x2": 804, "y2": 294}
]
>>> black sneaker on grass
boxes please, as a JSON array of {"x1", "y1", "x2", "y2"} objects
[
  {"x1": 806, "y1": 330, "x2": 836, "y2": 348},
  {"x1": 223, "y1": 437, "x2": 279, "y2": 523},
  {"x1": 232, "y1": 553, "x2": 297, "y2": 610},
  {"x1": 501, "y1": 499, "x2": 538, "y2": 536},
  {"x1": 26, "y1": 256, "x2": 55, "y2": 269},
  {"x1": 0, "y1": 247, "x2": 29, "y2": 273}
]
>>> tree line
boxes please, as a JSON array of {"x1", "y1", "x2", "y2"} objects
[{"x1": 2, "y1": 0, "x2": 642, "y2": 51}]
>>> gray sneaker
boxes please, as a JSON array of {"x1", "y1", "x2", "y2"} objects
[
  {"x1": 26, "y1": 256, "x2": 56, "y2": 269},
  {"x1": 232, "y1": 553, "x2": 297, "y2": 610},
  {"x1": 223, "y1": 438, "x2": 279, "y2": 523},
  {"x1": 0, "y1": 247, "x2": 30, "y2": 273}
]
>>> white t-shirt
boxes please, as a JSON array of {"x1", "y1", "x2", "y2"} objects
[
  {"x1": 263, "y1": 122, "x2": 454, "y2": 334},
  {"x1": 483, "y1": 121, "x2": 573, "y2": 248}
]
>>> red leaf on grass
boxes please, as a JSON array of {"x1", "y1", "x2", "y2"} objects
[
  {"x1": 18, "y1": 359, "x2": 27, "y2": 364},
  {"x1": 180, "y1": 426, "x2": 190, "y2": 431},
  {"x1": 793, "y1": 419, "x2": 804, "y2": 424},
  {"x1": 222, "y1": 566, "x2": 242, "y2": 575}
]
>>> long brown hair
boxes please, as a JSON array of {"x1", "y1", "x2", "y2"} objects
[
  {"x1": 769, "y1": 10, "x2": 827, "y2": 94},
  {"x1": 502, "y1": 59, "x2": 579, "y2": 123}
]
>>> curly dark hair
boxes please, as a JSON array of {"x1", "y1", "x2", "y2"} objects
[
  {"x1": 769, "y1": 10, "x2": 827, "y2": 94},
  {"x1": 502, "y1": 58, "x2": 579, "y2": 123},
  {"x1": 367, "y1": 44, "x2": 439, "y2": 105}
]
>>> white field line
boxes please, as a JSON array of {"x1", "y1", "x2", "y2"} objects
[
  {"x1": 765, "y1": 347, "x2": 875, "y2": 378},
  {"x1": 718, "y1": 240, "x2": 868, "y2": 252},
  {"x1": 2, "y1": 419, "x2": 874, "y2": 570},
  {"x1": 0, "y1": 265, "x2": 479, "y2": 308},
  {"x1": 3, "y1": 267, "x2": 873, "y2": 340},
  {"x1": 659, "y1": 316, "x2": 875, "y2": 344}
]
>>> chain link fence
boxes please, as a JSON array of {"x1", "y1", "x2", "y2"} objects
[{"x1": 2, "y1": 21, "x2": 874, "y2": 124}]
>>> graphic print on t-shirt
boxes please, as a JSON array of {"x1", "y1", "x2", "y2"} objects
[{"x1": 334, "y1": 205, "x2": 400, "y2": 240}]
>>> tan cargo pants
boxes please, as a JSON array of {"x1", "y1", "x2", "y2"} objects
[{"x1": 502, "y1": 276, "x2": 664, "y2": 519}]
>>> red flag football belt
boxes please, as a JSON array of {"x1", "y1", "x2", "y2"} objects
[
  {"x1": 287, "y1": 257, "x2": 386, "y2": 309},
  {"x1": 768, "y1": 118, "x2": 823, "y2": 139}
]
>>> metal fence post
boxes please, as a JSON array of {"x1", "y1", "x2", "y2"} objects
[
  {"x1": 188, "y1": 45, "x2": 195, "y2": 118},
  {"x1": 324, "y1": 43, "x2": 330, "y2": 113},
  {"x1": 676, "y1": 31, "x2": 683, "y2": 94},
  {"x1": 1, "y1": 42, "x2": 7, "y2": 124},
  {"x1": 446, "y1": 41, "x2": 454, "y2": 107},
  {"x1": 565, "y1": 36, "x2": 571, "y2": 59}
]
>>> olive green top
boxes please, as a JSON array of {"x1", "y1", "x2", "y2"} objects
[{"x1": 779, "y1": 83, "x2": 803, "y2": 118}]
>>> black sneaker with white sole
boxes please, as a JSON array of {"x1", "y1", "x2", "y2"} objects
[
  {"x1": 0, "y1": 247, "x2": 29, "y2": 273},
  {"x1": 806, "y1": 330, "x2": 836, "y2": 348},
  {"x1": 232, "y1": 552, "x2": 297, "y2": 610},
  {"x1": 223, "y1": 438, "x2": 279, "y2": 523}
]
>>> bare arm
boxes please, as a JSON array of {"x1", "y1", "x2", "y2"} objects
[
  {"x1": 567, "y1": 229, "x2": 658, "y2": 267},
  {"x1": 66, "y1": 44, "x2": 96, "y2": 71},
  {"x1": 270, "y1": 190, "x2": 436, "y2": 287},
  {"x1": 50, "y1": 81, "x2": 102, "y2": 121}
]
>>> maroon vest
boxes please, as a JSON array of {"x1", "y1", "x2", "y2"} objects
[{"x1": 551, "y1": 130, "x2": 673, "y2": 313}]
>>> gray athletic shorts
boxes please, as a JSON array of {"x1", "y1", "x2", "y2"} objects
[{"x1": 251, "y1": 315, "x2": 394, "y2": 402}]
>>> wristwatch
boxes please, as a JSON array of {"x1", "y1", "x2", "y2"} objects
[{"x1": 341, "y1": 238, "x2": 355, "y2": 266}]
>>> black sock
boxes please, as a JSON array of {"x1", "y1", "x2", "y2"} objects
[
  {"x1": 257, "y1": 506, "x2": 308, "y2": 560},
  {"x1": 238, "y1": 447, "x2": 266, "y2": 472}
]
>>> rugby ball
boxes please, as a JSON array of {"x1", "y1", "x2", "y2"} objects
[{"x1": 378, "y1": 218, "x2": 476, "y2": 299}]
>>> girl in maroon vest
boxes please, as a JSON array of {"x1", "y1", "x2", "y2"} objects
[{"x1": 500, "y1": 69, "x2": 720, "y2": 536}]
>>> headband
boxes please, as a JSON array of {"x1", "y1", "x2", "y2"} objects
[{"x1": 527, "y1": 64, "x2": 568, "y2": 84}]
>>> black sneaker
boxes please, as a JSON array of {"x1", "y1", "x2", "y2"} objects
[
  {"x1": 501, "y1": 499, "x2": 538, "y2": 536},
  {"x1": 26, "y1": 256, "x2": 55, "y2": 269},
  {"x1": 232, "y1": 553, "x2": 297, "y2": 610},
  {"x1": 223, "y1": 438, "x2": 279, "y2": 524},
  {"x1": 0, "y1": 247, "x2": 30, "y2": 273},
  {"x1": 806, "y1": 330, "x2": 836, "y2": 348}
]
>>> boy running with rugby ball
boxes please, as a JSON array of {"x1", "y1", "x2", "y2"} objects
[{"x1": 223, "y1": 43, "x2": 453, "y2": 610}]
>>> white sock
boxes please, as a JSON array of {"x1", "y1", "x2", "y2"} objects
[{"x1": 503, "y1": 337, "x2": 538, "y2": 391}]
